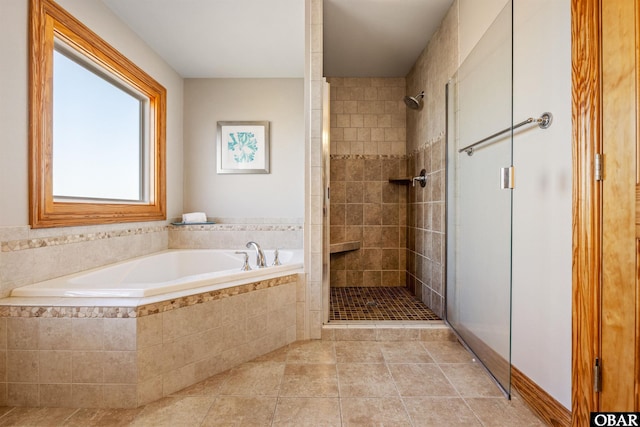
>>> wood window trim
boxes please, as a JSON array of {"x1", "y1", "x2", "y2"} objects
[{"x1": 29, "y1": 0, "x2": 166, "y2": 228}]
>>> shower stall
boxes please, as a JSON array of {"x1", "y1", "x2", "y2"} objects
[{"x1": 323, "y1": 75, "x2": 441, "y2": 323}]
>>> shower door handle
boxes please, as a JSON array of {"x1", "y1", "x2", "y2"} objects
[{"x1": 500, "y1": 167, "x2": 515, "y2": 189}]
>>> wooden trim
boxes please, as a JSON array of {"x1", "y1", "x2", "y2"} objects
[
  {"x1": 571, "y1": 0, "x2": 602, "y2": 423},
  {"x1": 29, "y1": 0, "x2": 166, "y2": 228},
  {"x1": 512, "y1": 365, "x2": 571, "y2": 427},
  {"x1": 636, "y1": 2, "x2": 640, "y2": 411}
]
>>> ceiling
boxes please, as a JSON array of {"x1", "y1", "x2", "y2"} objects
[
  {"x1": 102, "y1": 0, "x2": 454, "y2": 79},
  {"x1": 323, "y1": 0, "x2": 454, "y2": 77}
]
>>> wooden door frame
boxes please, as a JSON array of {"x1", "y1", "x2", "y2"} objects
[
  {"x1": 572, "y1": 0, "x2": 640, "y2": 423},
  {"x1": 571, "y1": 0, "x2": 602, "y2": 424}
]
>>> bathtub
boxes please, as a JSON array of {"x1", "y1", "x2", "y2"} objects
[{"x1": 10, "y1": 249, "x2": 303, "y2": 298}]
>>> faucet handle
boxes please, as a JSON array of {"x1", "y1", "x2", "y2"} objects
[
  {"x1": 235, "y1": 251, "x2": 252, "y2": 271},
  {"x1": 272, "y1": 248, "x2": 282, "y2": 266}
]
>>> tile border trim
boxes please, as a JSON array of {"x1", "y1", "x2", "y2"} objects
[
  {"x1": 0, "y1": 274, "x2": 299, "y2": 319},
  {"x1": 1, "y1": 225, "x2": 168, "y2": 253}
]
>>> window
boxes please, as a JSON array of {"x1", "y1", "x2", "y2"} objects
[{"x1": 30, "y1": 0, "x2": 166, "y2": 228}]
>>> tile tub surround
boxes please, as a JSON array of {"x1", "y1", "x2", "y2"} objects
[
  {"x1": 168, "y1": 221, "x2": 303, "y2": 250},
  {"x1": 0, "y1": 274, "x2": 299, "y2": 408},
  {"x1": 0, "y1": 223, "x2": 169, "y2": 298},
  {"x1": 0, "y1": 219, "x2": 303, "y2": 299}
]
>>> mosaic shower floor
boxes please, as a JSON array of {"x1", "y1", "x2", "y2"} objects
[{"x1": 329, "y1": 287, "x2": 441, "y2": 321}]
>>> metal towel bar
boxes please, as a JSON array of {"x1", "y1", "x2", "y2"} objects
[{"x1": 458, "y1": 112, "x2": 553, "y2": 156}]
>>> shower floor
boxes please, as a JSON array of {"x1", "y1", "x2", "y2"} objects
[{"x1": 329, "y1": 287, "x2": 440, "y2": 321}]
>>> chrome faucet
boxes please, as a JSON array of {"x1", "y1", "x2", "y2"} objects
[{"x1": 246, "y1": 241, "x2": 267, "y2": 268}]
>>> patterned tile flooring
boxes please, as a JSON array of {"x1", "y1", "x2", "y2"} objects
[
  {"x1": 330, "y1": 287, "x2": 441, "y2": 321},
  {"x1": 0, "y1": 340, "x2": 545, "y2": 426}
]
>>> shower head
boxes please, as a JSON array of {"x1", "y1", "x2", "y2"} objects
[{"x1": 403, "y1": 91, "x2": 424, "y2": 110}]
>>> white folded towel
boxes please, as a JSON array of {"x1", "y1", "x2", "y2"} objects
[{"x1": 182, "y1": 212, "x2": 207, "y2": 223}]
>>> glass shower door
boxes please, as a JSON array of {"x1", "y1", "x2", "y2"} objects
[{"x1": 446, "y1": 1, "x2": 513, "y2": 395}]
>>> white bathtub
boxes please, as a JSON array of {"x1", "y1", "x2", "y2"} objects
[{"x1": 10, "y1": 249, "x2": 303, "y2": 298}]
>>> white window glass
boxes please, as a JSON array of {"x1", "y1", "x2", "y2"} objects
[{"x1": 52, "y1": 46, "x2": 145, "y2": 201}]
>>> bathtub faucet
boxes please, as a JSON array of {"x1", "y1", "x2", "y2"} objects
[{"x1": 246, "y1": 241, "x2": 267, "y2": 268}]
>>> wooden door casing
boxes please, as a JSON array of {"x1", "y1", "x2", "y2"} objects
[{"x1": 572, "y1": 0, "x2": 639, "y2": 423}]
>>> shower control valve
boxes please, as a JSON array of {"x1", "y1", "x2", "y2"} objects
[{"x1": 412, "y1": 169, "x2": 427, "y2": 188}]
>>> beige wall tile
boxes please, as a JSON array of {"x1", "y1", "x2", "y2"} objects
[
  {"x1": 72, "y1": 384, "x2": 104, "y2": 408},
  {"x1": 102, "y1": 384, "x2": 137, "y2": 409},
  {"x1": 333, "y1": 328, "x2": 377, "y2": 342},
  {"x1": 7, "y1": 318, "x2": 38, "y2": 350},
  {"x1": 0, "y1": 319, "x2": 6, "y2": 350},
  {"x1": 244, "y1": 288, "x2": 268, "y2": 317},
  {"x1": 217, "y1": 295, "x2": 246, "y2": 325},
  {"x1": 162, "y1": 303, "x2": 207, "y2": 343},
  {"x1": 163, "y1": 363, "x2": 196, "y2": 396},
  {"x1": 0, "y1": 383, "x2": 6, "y2": 406},
  {"x1": 376, "y1": 328, "x2": 420, "y2": 342},
  {"x1": 104, "y1": 318, "x2": 136, "y2": 351},
  {"x1": 137, "y1": 376, "x2": 163, "y2": 407},
  {"x1": 72, "y1": 351, "x2": 104, "y2": 383},
  {"x1": 7, "y1": 350, "x2": 38, "y2": 382},
  {"x1": 39, "y1": 350, "x2": 71, "y2": 383},
  {"x1": 38, "y1": 318, "x2": 72, "y2": 350},
  {"x1": 7, "y1": 383, "x2": 39, "y2": 406},
  {"x1": 137, "y1": 313, "x2": 162, "y2": 349},
  {"x1": 0, "y1": 351, "x2": 5, "y2": 383},
  {"x1": 40, "y1": 384, "x2": 72, "y2": 407},
  {"x1": 104, "y1": 351, "x2": 136, "y2": 384},
  {"x1": 196, "y1": 327, "x2": 225, "y2": 359},
  {"x1": 71, "y1": 319, "x2": 104, "y2": 351},
  {"x1": 221, "y1": 320, "x2": 247, "y2": 350},
  {"x1": 246, "y1": 313, "x2": 268, "y2": 342}
]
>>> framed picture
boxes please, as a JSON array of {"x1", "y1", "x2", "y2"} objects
[{"x1": 217, "y1": 121, "x2": 270, "y2": 174}]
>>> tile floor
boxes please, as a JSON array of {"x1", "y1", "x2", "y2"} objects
[
  {"x1": 330, "y1": 287, "x2": 440, "y2": 321},
  {"x1": 0, "y1": 339, "x2": 546, "y2": 426}
]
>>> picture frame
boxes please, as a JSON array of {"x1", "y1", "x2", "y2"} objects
[{"x1": 216, "y1": 121, "x2": 270, "y2": 174}]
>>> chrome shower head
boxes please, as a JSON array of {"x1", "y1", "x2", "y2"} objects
[{"x1": 403, "y1": 91, "x2": 424, "y2": 110}]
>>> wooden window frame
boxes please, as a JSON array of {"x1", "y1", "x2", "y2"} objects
[{"x1": 29, "y1": 0, "x2": 166, "y2": 228}]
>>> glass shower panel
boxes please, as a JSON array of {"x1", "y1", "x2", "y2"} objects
[{"x1": 446, "y1": 2, "x2": 513, "y2": 394}]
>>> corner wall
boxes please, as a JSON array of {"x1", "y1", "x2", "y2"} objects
[{"x1": 405, "y1": 4, "x2": 459, "y2": 318}]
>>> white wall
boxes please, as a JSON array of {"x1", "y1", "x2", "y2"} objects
[
  {"x1": 0, "y1": 0, "x2": 184, "y2": 226},
  {"x1": 0, "y1": 0, "x2": 30, "y2": 225},
  {"x1": 183, "y1": 78, "x2": 304, "y2": 220},
  {"x1": 458, "y1": 0, "x2": 572, "y2": 410},
  {"x1": 511, "y1": 0, "x2": 572, "y2": 409}
]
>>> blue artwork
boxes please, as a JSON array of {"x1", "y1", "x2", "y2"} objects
[
  {"x1": 227, "y1": 132, "x2": 259, "y2": 164},
  {"x1": 217, "y1": 121, "x2": 269, "y2": 174}
]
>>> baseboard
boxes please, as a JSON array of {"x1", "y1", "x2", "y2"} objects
[{"x1": 511, "y1": 365, "x2": 572, "y2": 426}]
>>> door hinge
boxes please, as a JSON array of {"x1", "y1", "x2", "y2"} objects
[
  {"x1": 500, "y1": 166, "x2": 515, "y2": 189},
  {"x1": 595, "y1": 153, "x2": 603, "y2": 181},
  {"x1": 594, "y1": 357, "x2": 602, "y2": 393}
]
